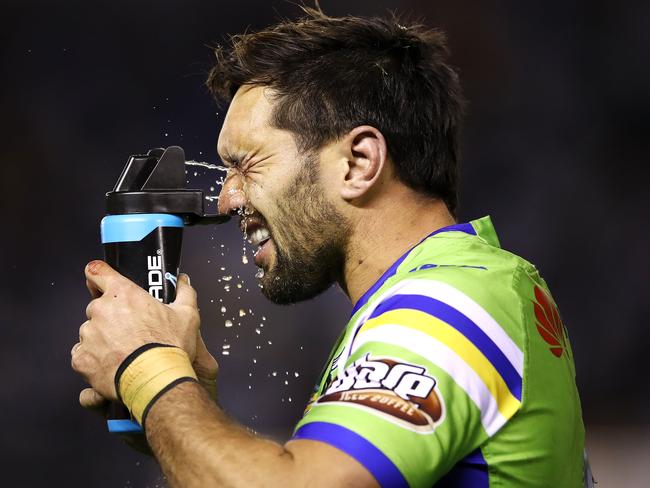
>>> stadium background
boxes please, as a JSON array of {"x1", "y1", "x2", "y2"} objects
[{"x1": 1, "y1": 0, "x2": 648, "y2": 486}]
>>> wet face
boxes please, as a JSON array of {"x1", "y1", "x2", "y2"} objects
[{"x1": 217, "y1": 86, "x2": 350, "y2": 304}]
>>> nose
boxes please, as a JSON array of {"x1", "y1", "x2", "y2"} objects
[{"x1": 218, "y1": 170, "x2": 248, "y2": 216}]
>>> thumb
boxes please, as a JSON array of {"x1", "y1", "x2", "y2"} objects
[{"x1": 172, "y1": 273, "x2": 197, "y2": 308}]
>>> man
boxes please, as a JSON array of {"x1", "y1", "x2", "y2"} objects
[{"x1": 71, "y1": 10, "x2": 588, "y2": 487}]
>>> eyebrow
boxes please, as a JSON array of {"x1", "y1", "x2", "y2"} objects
[{"x1": 216, "y1": 145, "x2": 242, "y2": 168}]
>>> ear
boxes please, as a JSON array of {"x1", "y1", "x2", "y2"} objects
[{"x1": 339, "y1": 125, "x2": 388, "y2": 201}]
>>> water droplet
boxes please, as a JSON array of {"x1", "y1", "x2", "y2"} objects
[
  {"x1": 220, "y1": 306, "x2": 227, "y2": 313},
  {"x1": 284, "y1": 380, "x2": 288, "y2": 385},
  {"x1": 224, "y1": 284, "x2": 231, "y2": 292},
  {"x1": 239, "y1": 309, "x2": 246, "y2": 317},
  {"x1": 222, "y1": 275, "x2": 232, "y2": 281},
  {"x1": 262, "y1": 316, "x2": 266, "y2": 321},
  {"x1": 222, "y1": 344, "x2": 230, "y2": 350},
  {"x1": 267, "y1": 340, "x2": 272, "y2": 345},
  {"x1": 294, "y1": 372, "x2": 300, "y2": 377},
  {"x1": 242, "y1": 255, "x2": 249, "y2": 264},
  {"x1": 271, "y1": 371, "x2": 277, "y2": 377},
  {"x1": 224, "y1": 320, "x2": 233, "y2": 328},
  {"x1": 222, "y1": 351, "x2": 230, "y2": 356},
  {"x1": 255, "y1": 328, "x2": 261, "y2": 334},
  {"x1": 255, "y1": 268, "x2": 264, "y2": 279}
]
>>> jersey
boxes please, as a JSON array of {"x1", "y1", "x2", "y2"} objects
[{"x1": 292, "y1": 216, "x2": 586, "y2": 487}]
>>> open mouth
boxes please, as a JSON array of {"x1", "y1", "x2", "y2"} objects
[
  {"x1": 241, "y1": 217, "x2": 273, "y2": 267},
  {"x1": 248, "y1": 227, "x2": 271, "y2": 248}
]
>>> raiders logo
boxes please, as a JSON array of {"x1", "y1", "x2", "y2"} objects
[{"x1": 316, "y1": 354, "x2": 444, "y2": 433}]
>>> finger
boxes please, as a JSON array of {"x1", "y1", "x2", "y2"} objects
[
  {"x1": 78, "y1": 320, "x2": 91, "y2": 342},
  {"x1": 86, "y1": 278, "x2": 102, "y2": 299},
  {"x1": 193, "y1": 334, "x2": 218, "y2": 381},
  {"x1": 172, "y1": 274, "x2": 198, "y2": 308},
  {"x1": 193, "y1": 334, "x2": 218, "y2": 402},
  {"x1": 84, "y1": 260, "x2": 118, "y2": 295},
  {"x1": 85, "y1": 298, "x2": 100, "y2": 320},
  {"x1": 79, "y1": 388, "x2": 108, "y2": 409}
]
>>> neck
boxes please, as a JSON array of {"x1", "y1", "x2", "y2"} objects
[{"x1": 341, "y1": 189, "x2": 455, "y2": 305}]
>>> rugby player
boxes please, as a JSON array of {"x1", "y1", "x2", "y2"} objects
[{"x1": 71, "y1": 10, "x2": 590, "y2": 487}]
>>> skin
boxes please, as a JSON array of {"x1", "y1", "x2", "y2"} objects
[{"x1": 71, "y1": 85, "x2": 455, "y2": 487}]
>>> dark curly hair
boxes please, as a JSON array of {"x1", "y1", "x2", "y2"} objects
[{"x1": 207, "y1": 9, "x2": 465, "y2": 215}]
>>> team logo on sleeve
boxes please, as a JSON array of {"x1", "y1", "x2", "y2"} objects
[
  {"x1": 316, "y1": 354, "x2": 444, "y2": 433},
  {"x1": 533, "y1": 285, "x2": 567, "y2": 358}
]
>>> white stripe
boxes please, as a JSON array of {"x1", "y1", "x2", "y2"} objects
[
  {"x1": 352, "y1": 324, "x2": 508, "y2": 436},
  {"x1": 397, "y1": 280, "x2": 523, "y2": 376},
  {"x1": 344, "y1": 279, "x2": 524, "y2": 378}
]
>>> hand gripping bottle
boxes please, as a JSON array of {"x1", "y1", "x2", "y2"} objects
[{"x1": 100, "y1": 146, "x2": 229, "y2": 434}]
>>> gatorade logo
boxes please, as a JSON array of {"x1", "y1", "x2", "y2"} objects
[{"x1": 147, "y1": 255, "x2": 163, "y2": 301}]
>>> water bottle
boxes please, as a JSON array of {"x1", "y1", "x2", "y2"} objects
[{"x1": 100, "y1": 146, "x2": 228, "y2": 433}]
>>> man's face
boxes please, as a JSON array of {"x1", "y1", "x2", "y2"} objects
[{"x1": 217, "y1": 86, "x2": 350, "y2": 304}]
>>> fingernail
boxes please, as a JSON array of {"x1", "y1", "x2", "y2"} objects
[{"x1": 86, "y1": 260, "x2": 101, "y2": 275}]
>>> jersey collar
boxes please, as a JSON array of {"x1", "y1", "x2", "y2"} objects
[{"x1": 350, "y1": 216, "x2": 497, "y2": 317}]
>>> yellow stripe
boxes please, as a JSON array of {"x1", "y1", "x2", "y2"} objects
[{"x1": 359, "y1": 309, "x2": 520, "y2": 419}]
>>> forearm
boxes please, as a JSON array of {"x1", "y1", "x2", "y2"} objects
[{"x1": 145, "y1": 381, "x2": 298, "y2": 488}]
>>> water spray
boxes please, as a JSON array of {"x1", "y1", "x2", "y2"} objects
[{"x1": 100, "y1": 146, "x2": 230, "y2": 434}]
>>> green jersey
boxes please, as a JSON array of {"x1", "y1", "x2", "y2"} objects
[{"x1": 292, "y1": 216, "x2": 586, "y2": 487}]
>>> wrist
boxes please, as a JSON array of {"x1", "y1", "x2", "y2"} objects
[{"x1": 115, "y1": 343, "x2": 198, "y2": 428}]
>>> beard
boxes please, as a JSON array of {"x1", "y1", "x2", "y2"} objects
[{"x1": 259, "y1": 154, "x2": 350, "y2": 305}]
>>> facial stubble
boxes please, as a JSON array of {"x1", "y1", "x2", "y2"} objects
[{"x1": 259, "y1": 155, "x2": 350, "y2": 305}]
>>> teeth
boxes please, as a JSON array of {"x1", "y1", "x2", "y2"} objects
[{"x1": 248, "y1": 228, "x2": 270, "y2": 247}]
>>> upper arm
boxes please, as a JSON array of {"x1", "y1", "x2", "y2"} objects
[{"x1": 284, "y1": 438, "x2": 380, "y2": 488}]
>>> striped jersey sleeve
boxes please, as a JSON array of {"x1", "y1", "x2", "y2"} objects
[{"x1": 293, "y1": 276, "x2": 524, "y2": 487}]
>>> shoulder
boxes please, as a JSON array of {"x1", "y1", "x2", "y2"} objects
[{"x1": 383, "y1": 231, "x2": 541, "y2": 351}]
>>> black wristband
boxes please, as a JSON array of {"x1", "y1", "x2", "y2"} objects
[
  {"x1": 113, "y1": 343, "x2": 177, "y2": 403},
  {"x1": 141, "y1": 376, "x2": 199, "y2": 431}
]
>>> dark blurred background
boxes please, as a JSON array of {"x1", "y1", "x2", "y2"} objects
[{"x1": 1, "y1": 0, "x2": 648, "y2": 486}]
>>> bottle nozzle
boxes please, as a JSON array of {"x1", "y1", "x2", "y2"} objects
[{"x1": 106, "y1": 146, "x2": 230, "y2": 226}]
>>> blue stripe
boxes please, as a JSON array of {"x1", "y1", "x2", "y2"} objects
[
  {"x1": 107, "y1": 419, "x2": 143, "y2": 433},
  {"x1": 293, "y1": 422, "x2": 408, "y2": 488},
  {"x1": 101, "y1": 213, "x2": 183, "y2": 243},
  {"x1": 436, "y1": 448, "x2": 489, "y2": 487},
  {"x1": 368, "y1": 295, "x2": 522, "y2": 401},
  {"x1": 351, "y1": 223, "x2": 476, "y2": 317}
]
